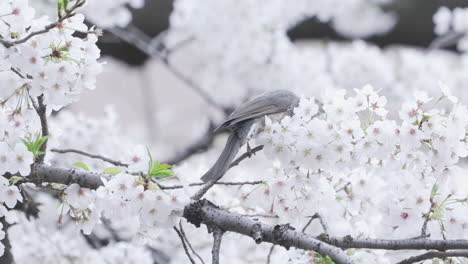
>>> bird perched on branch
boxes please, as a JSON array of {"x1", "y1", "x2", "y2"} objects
[{"x1": 201, "y1": 90, "x2": 300, "y2": 182}]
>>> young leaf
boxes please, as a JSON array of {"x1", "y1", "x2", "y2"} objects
[
  {"x1": 9, "y1": 176, "x2": 24, "y2": 186},
  {"x1": 102, "y1": 167, "x2": 121, "y2": 176},
  {"x1": 73, "y1": 162, "x2": 90, "y2": 171},
  {"x1": 431, "y1": 183, "x2": 439, "y2": 198},
  {"x1": 150, "y1": 169, "x2": 175, "y2": 178}
]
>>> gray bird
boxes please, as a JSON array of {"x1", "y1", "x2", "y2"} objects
[{"x1": 201, "y1": 90, "x2": 300, "y2": 182}]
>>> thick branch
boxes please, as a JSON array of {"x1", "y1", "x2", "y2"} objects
[
  {"x1": 397, "y1": 250, "x2": 468, "y2": 264},
  {"x1": 29, "y1": 164, "x2": 109, "y2": 189},
  {"x1": 26, "y1": 164, "x2": 468, "y2": 261},
  {"x1": 183, "y1": 200, "x2": 355, "y2": 264},
  {"x1": 320, "y1": 235, "x2": 468, "y2": 251},
  {"x1": 51, "y1": 148, "x2": 129, "y2": 167}
]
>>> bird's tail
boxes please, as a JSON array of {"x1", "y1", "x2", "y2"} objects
[{"x1": 201, "y1": 132, "x2": 243, "y2": 182}]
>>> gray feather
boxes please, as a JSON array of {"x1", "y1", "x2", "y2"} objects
[
  {"x1": 201, "y1": 120, "x2": 254, "y2": 182},
  {"x1": 215, "y1": 90, "x2": 299, "y2": 132},
  {"x1": 202, "y1": 90, "x2": 299, "y2": 182}
]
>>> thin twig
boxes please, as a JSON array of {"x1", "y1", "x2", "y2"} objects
[
  {"x1": 397, "y1": 250, "x2": 468, "y2": 264},
  {"x1": 265, "y1": 245, "x2": 275, "y2": 264},
  {"x1": 302, "y1": 213, "x2": 329, "y2": 239},
  {"x1": 190, "y1": 145, "x2": 264, "y2": 200},
  {"x1": 228, "y1": 145, "x2": 264, "y2": 168},
  {"x1": 51, "y1": 148, "x2": 129, "y2": 167},
  {"x1": 158, "y1": 180, "x2": 264, "y2": 190},
  {"x1": 173, "y1": 226, "x2": 196, "y2": 264},
  {"x1": 211, "y1": 227, "x2": 224, "y2": 264},
  {"x1": 0, "y1": 0, "x2": 85, "y2": 48},
  {"x1": 179, "y1": 222, "x2": 206, "y2": 264}
]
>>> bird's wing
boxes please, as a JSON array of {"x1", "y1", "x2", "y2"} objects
[{"x1": 216, "y1": 99, "x2": 283, "y2": 131}]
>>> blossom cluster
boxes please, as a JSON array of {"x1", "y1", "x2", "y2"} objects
[
  {"x1": 233, "y1": 84, "x2": 468, "y2": 262},
  {"x1": 62, "y1": 173, "x2": 190, "y2": 235},
  {"x1": 434, "y1": 6, "x2": 468, "y2": 51},
  {"x1": 0, "y1": 1, "x2": 103, "y2": 111},
  {"x1": 5, "y1": 193, "x2": 154, "y2": 264},
  {"x1": 166, "y1": 0, "x2": 468, "y2": 110}
]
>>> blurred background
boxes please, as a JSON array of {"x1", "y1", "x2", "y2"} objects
[
  {"x1": 102, "y1": 0, "x2": 468, "y2": 65},
  {"x1": 69, "y1": 0, "x2": 468, "y2": 163}
]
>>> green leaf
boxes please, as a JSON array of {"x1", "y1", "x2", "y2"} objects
[
  {"x1": 156, "y1": 163, "x2": 172, "y2": 170},
  {"x1": 73, "y1": 162, "x2": 90, "y2": 171},
  {"x1": 149, "y1": 169, "x2": 175, "y2": 178},
  {"x1": 9, "y1": 176, "x2": 24, "y2": 186},
  {"x1": 146, "y1": 147, "x2": 154, "y2": 176},
  {"x1": 431, "y1": 183, "x2": 439, "y2": 198},
  {"x1": 21, "y1": 138, "x2": 33, "y2": 151},
  {"x1": 102, "y1": 167, "x2": 121, "y2": 176},
  {"x1": 421, "y1": 115, "x2": 431, "y2": 123}
]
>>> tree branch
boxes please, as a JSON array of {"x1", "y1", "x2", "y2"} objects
[
  {"x1": 183, "y1": 199, "x2": 355, "y2": 264},
  {"x1": 179, "y1": 222, "x2": 206, "y2": 264},
  {"x1": 34, "y1": 95, "x2": 49, "y2": 163},
  {"x1": 25, "y1": 164, "x2": 468, "y2": 263},
  {"x1": 319, "y1": 235, "x2": 468, "y2": 251},
  {"x1": 173, "y1": 226, "x2": 196, "y2": 264},
  {"x1": 0, "y1": 218, "x2": 14, "y2": 264},
  {"x1": 302, "y1": 213, "x2": 329, "y2": 234},
  {"x1": 211, "y1": 227, "x2": 224, "y2": 264},
  {"x1": 190, "y1": 145, "x2": 264, "y2": 201},
  {"x1": 0, "y1": 0, "x2": 85, "y2": 48},
  {"x1": 107, "y1": 26, "x2": 228, "y2": 112},
  {"x1": 50, "y1": 148, "x2": 129, "y2": 167},
  {"x1": 158, "y1": 180, "x2": 264, "y2": 190},
  {"x1": 164, "y1": 122, "x2": 218, "y2": 165},
  {"x1": 29, "y1": 164, "x2": 109, "y2": 189},
  {"x1": 396, "y1": 250, "x2": 468, "y2": 264}
]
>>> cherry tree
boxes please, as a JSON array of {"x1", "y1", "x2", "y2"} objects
[{"x1": 1, "y1": 1, "x2": 468, "y2": 264}]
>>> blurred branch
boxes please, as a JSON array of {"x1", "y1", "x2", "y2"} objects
[
  {"x1": 265, "y1": 245, "x2": 275, "y2": 264},
  {"x1": 164, "y1": 122, "x2": 218, "y2": 165},
  {"x1": 107, "y1": 25, "x2": 229, "y2": 113},
  {"x1": 51, "y1": 148, "x2": 129, "y2": 167},
  {"x1": 0, "y1": 218, "x2": 14, "y2": 264},
  {"x1": 427, "y1": 31, "x2": 465, "y2": 51}
]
